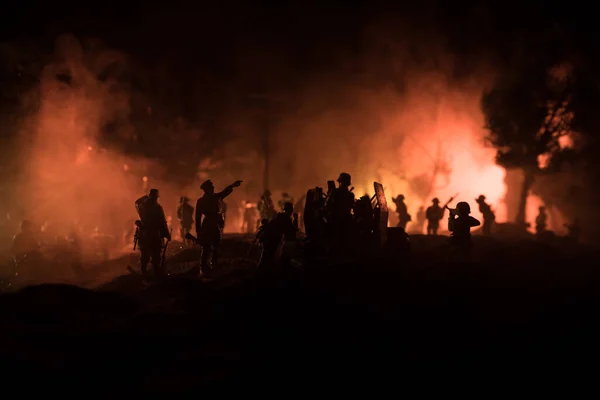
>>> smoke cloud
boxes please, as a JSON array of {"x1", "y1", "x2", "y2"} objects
[{"x1": 4, "y1": 14, "x2": 566, "y2": 255}]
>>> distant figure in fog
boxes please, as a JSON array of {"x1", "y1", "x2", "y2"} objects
[
  {"x1": 415, "y1": 206, "x2": 426, "y2": 234},
  {"x1": 258, "y1": 190, "x2": 277, "y2": 224},
  {"x1": 475, "y1": 195, "x2": 495, "y2": 236},
  {"x1": 447, "y1": 201, "x2": 480, "y2": 251},
  {"x1": 535, "y1": 206, "x2": 547, "y2": 234},
  {"x1": 426, "y1": 198, "x2": 444, "y2": 235},
  {"x1": 177, "y1": 196, "x2": 194, "y2": 243},
  {"x1": 242, "y1": 201, "x2": 259, "y2": 234},
  {"x1": 392, "y1": 194, "x2": 411, "y2": 230}
]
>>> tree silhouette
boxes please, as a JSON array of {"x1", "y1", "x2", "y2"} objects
[{"x1": 481, "y1": 61, "x2": 572, "y2": 226}]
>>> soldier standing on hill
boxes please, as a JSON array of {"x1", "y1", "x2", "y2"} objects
[
  {"x1": 194, "y1": 179, "x2": 242, "y2": 274},
  {"x1": 475, "y1": 195, "x2": 495, "y2": 236},
  {"x1": 426, "y1": 198, "x2": 444, "y2": 235}
]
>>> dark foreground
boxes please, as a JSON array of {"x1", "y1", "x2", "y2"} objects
[{"x1": 1, "y1": 234, "x2": 599, "y2": 392}]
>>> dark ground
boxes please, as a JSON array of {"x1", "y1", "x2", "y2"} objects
[{"x1": 1, "y1": 233, "x2": 599, "y2": 392}]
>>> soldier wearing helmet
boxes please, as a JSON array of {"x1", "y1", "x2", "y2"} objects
[
  {"x1": 426, "y1": 198, "x2": 444, "y2": 235},
  {"x1": 327, "y1": 173, "x2": 355, "y2": 218},
  {"x1": 326, "y1": 172, "x2": 356, "y2": 253},
  {"x1": 194, "y1": 179, "x2": 243, "y2": 274},
  {"x1": 447, "y1": 201, "x2": 480, "y2": 251},
  {"x1": 475, "y1": 194, "x2": 495, "y2": 236}
]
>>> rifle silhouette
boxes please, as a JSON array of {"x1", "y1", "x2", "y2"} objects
[
  {"x1": 132, "y1": 220, "x2": 142, "y2": 250},
  {"x1": 443, "y1": 193, "x2": 459, "y2": 216},
  {"x1": 160, "y1": 229, "x2": 172, "y2": 269}
]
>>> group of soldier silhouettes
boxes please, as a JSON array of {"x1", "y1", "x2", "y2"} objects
[
  {"x1": 132, "y1": 171, "x2": 584, "y2": 278},
  {"x1": 391, "y1": 194, "x2": 495, "y2": 236}
]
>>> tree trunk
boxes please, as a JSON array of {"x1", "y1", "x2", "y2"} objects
[{"x1": 515, "y1": 169, "x2": 535, "y2": 226}]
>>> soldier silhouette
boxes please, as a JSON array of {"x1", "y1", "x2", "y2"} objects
[
  {"x1": 392, "y1": 194, "x2": 411, "y2": 230},
  {"x1": 242, "y1": 200, "x2": 259, "y2": 234},
  {"x1": 448, "y1": 201, "x2": 480, "y2": 252},
  {"x1": 327, "y1": 173, "x2": 355, "y2": 219},
  {"x1": 475, "y1": 195, "x2": 495, "y2": 236},
  {"x1": 177, "y1": 196, "x2": 194, "y2": 243},
  {"x1": 326, "y1": 172, "x2": 356, "y2": 253},
  {"x1": 194, "y1": 179, "x2": 242, "y2": 274},
  {"x1": 535, "y1": 206, "x2": 547, "y2": 234},
  {"x1": 137, "y1": 189, "x2": 171, "y2": 277},
  {"x1": 415, "y1": 206, "x2": 426, "y2": 234},
  {"x1": 426, "y1": 198, "x2": 444, "y2": 235},
  {"x1": 258, "y1": 202, "x2": 298, "y2": 269}
]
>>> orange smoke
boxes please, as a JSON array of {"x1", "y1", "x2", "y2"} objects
[{"x1": 17, "y1": 35, "x2": 178, "y2": 258}]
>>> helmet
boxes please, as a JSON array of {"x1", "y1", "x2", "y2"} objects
[
  {"x1": 337, "y1": 172, "x2": 351, "y2": 186},
  {"x1": 476, "y1": 195, "x2": 486, "y2": 202},
  {"x1": 432, "y1": 198, "x2": 440, "y2": 204},
  {"x1": 283, "y1": 202, "x2": 294, "y2": 213},
  {"x1": 149, "y1": 188, "x2": 159, "y2": 198},
  {"x1": 200, "y1": 180, "x2": 213, "y2": 191},
  {"x1": 396, "y1": 194, "x2": 405, "y2": 200},
  {"x1": 456, "y1": 201, "x2": 471, "y2": 215}
]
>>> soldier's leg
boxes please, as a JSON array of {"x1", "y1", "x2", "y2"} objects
[
  {"x1": 258, "y1": 242, "x2": 277, "y2": 269},
  {"x1": 212, "y1": 230, "x2": 222, "y2": 266},
  {"x1": 150, "y1": 245, "x2": 164, "y2": 277},
  {"x1": 140, "y1": 250, "x2": 150, "y2": 273},
  {"x1": 201, "y1": 239, "x2": 212, "y2": 270}
]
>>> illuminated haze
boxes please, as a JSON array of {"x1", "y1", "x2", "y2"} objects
[{"x1": 9, "y1": 20, "x2": 554, "y2": 251}]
